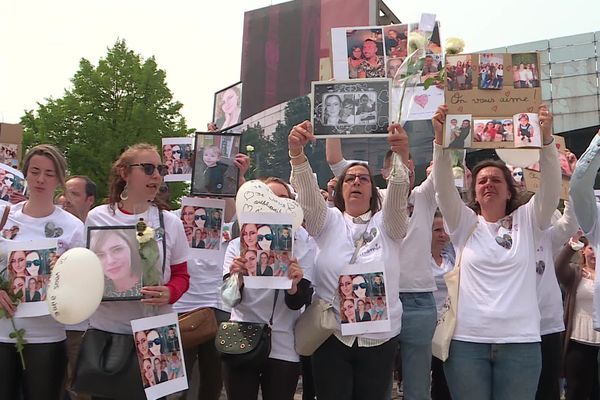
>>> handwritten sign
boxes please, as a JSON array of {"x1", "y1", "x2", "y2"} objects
[{"x1": 524, "y1": 170, "x2": 569, "y2": 201}]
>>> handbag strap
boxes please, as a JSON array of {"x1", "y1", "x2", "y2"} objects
[
  {"x1": 158, "y1": 208, "x2": 166, "y2": 274},
  {"x1": 454, "y1": 222, "x2": 478, "y2": 271},
  {"x1": 0, "y1": 205, "x2": 10, "y2": 231},
  {"x1": 268, "y1": 290, "x2": 280, "y2": 326}
]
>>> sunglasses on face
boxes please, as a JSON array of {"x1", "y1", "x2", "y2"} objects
[
  {"x1": 257, "y1": 234, "x2": 274, "y2": 241},
  {"x1": 148, "y1": 338, "x2": 162, "y2": 347},
  {"x1": 344, "y1": 174, "x2": 371, "y2": 184},
  {"x1": 26, "y1": 259, "x2": 41, "y2": 269},
  {"x1": 503, "y1": 123, "x2": 512, "y2": 126},
  {"x1": 353, "y1": 282, "x2": 367, "y2": 290},
  {"x1": 194, "y1": 215, "x2": 207, "y2": 221},
  {"x1": 130, "y1": 163, "x2": 169, "y2": 177}
]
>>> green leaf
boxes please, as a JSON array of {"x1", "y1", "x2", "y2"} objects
[
  {"x1": 9, "y1": 332, "x2": 16, "y2": 338},
  {"x1": 0, "y1": 309, "x2": 6, "y2": 319}
]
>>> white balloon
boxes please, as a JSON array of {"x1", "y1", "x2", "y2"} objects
[
  {"x1": 496, "y1": 149, "x2": 540, "y2": 168},
  {"x1": 235, "y1": 180, "x2": 304, "y2": 231},
  {"x1": 46, "y1": 248, "x2": 104, "y2": 325}
]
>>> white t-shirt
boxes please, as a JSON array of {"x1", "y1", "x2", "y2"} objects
[
  {"x1": 86, "y1": 205, "x2": 188, "y2": 334},
  {"x1": 450, "y1": 201, "x2": 542, "y2": 343},
  {"x1": 584, "y1": 203, "x2": 600, "y2": 330},
  {"x1": 431, "y1": 252, "x2": 455, "y2": 316},
  {"x1": 222, "y1": 227, "x2": 316, "y2": 363},
  {"x1": 312, "y1": 208, "x2": 403, "y2": 341},
  {"x1": 535, "y1": 228, "x2": 565, "y2": 335},
  {"x1": 0, "y1": 203, "x2": 84, "y2": 343}
]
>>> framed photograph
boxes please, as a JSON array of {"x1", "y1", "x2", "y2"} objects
[
  {"x1": 239, "y1": 213, "x2": 294, "y2": 290},
  {"x1": 180, "y1": 197, "x2": 225, "y2": 258},
  {"x1": 86, "y1": 226, "x2": 142, "y2": 301},
  {"x1": 311, "y1": 78, "x2": 391, "y2": 138},
  {"x1": 191, "y1": 132, "x2": 241, "y2": 198},
  {"x1": 338, "y1": 261, "x2": 391, "y2": 336},
  {"x1": 162, "y1": 138, "x2": 193, "y2": 182},
  {"x1": 0, "y1": 163, "x2": 26, "y2": 205},
  {"x1": 511, "y1": 53, "x2": 540, "y2": 89},
  {"x1": 212, "y1": 82, "x2": 243, "y2": 132},
  {"x1": 131, "y1": 313, "x2": 187, "y2": 399},
  {"x1": 443, "y1": 114, "x2": 472, "y2": 148},
  {"x1": 478, "y1": 53, "x2": 505, "y2": 90},
  {"x1": 7, "y1": 239, "x2": 58, "y2": 317}
]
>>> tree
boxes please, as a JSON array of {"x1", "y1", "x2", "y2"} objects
[{"x1": 21, "y1": 39, "x2": 191, "y2": 205}]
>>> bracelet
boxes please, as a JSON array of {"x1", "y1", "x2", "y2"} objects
[{"x1": 289, "y1": 149, "x2": 305, "y2": 159}]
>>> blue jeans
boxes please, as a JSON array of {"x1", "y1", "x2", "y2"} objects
[
  {"x1": 444, "y1": 340, "x2": 542, "y2": 400},
  {"x1": 398, "y1": 292, "x2": 437, "y2": 400}
]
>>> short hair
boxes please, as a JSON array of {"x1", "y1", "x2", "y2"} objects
[
  {"x1": 204, "y1": 145, "x2": 221, "y2": 155},
  {"x1": 333, "y1": 162, "x2": 381, "y2": 214},
  {"x1": 22, "y1": 144, "x2": 68, "y2": 188},
  {"x1": 363, "y1": 39, "x2": 377, "y2": 46},
  {"x1": 67, "y1": 175, "x2": 97, "y2": 200}
]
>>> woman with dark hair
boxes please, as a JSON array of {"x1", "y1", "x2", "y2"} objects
[
  {"x1": 0, "y1": 144, "x2": 84, "y2": 400},
  {"x1": 348, "y1": 46, "x2": 364, "y2": 79},
  {"x1": 80, "y1": 143, "x2": 189, "y2": 399},
  {"x1": 258, "y1": 251, "x2": 273, "y2": 276},
  {"x1": 288, "y1": 120, "x2": 410, "y2": 400},
  {"x1": 431, "y1": 104, "x2": 560, "y2": 400}
]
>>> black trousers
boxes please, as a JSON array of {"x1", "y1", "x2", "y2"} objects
[
  {"x1": 535, "y1": 332, "x2": 561, "y2": 400},
  {"x1": 431, "y1": 356, "x2": 452, "y2": 400},
  {"x1": 0, "y1": 340, "x2": 67, "y2": 400},
  {"x1": 300, "y1": 355, "x2": 316, "y2": 400},
  {"x1": 311, "y1": 335, "x2": 398, "y2": 400},
  {"x1": 222, "y1": 357, "x2": 301, "y2": 400},
  {"x1": 178, "y1": 308, "x2": 230, "y2": 400},
  {"x1": 565, "y1": 340, "x2": 599, "y2": 400}
]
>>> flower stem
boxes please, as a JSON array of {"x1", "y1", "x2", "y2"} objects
[{"x1": 9, "y1": 317, "x2": 26, "y2": 369}]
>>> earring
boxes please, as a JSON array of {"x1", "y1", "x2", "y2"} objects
[{"x1": 120, "y1": 185, "x2": 129, "y2": 201}]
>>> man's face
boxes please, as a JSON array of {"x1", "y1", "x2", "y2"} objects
[
  {"x1": 425, "y1": 57, "x2": 433, "y2": 66},
  {"x1": 461, "y1": 120, "x2": 470, "y2": 129},
  {"x1": 362, "y1": 41, "x2": 378, "y2": 59},
  {"x1": 63, "y1": 178, "x2": 93, "y2": 221}
]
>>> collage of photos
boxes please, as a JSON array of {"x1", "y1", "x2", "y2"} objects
[
  {"x1": 409, "y1": 21, "x2": 443, "y2": 83},
  {"x1": 383, "y1": 24, "x2": 408, "y2": 79},
  {"x1": 239, "y1": 213, "x2": 294, "y2": 289},
  {"x1": 162, "y1": 138, "x2": 193, "y2": 182},
  {"x1": 445, "y1": 54, "x2": 473, "y2": 91},
  {"x1": 512, "y1": 53, "x2": 540, "y2": 89},
  {"x1": 0, "y1": 163, "x2": 26, "y2": 204},
  {"x1": 212, "y1": 81, "x2": 243, "y2": 132},
  {"x1": 337, "y1": 267, "x2": 390, "y2": 336},
  {"x1": 444, "y1": 113, "x2": 541, "y2": 148},
  {"x1": 131, "y1": 314, "x2": 187, "y2": 399},
  {"x1": 478, "y1": 53, "x2": 505, "y2": 89},
  {"x1": 87, "y1": 226, "x2": 143, "y2": 300},
  {"x1": 180, "y1": 197, "x2": 225, "y2": 252},
  {"x1": 311, "y1": 79, "x2": 390, "y2": 137},
  {"x1": 191, "y1": 133, "x2": 240, "y2": 197},
  {"x1": 0, "y1": 144, "x2": 19, "y2": 168},
  {"x1": 7, "y1": 239, "x2": 58, "y2": 317}
]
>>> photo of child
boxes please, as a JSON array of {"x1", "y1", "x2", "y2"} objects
[
  {"x1": 191, "y1": 133, "x2": 241, "y2": 197},
  {"x1": 513, "y1": 113, "x2": 541, "y2": 147}
]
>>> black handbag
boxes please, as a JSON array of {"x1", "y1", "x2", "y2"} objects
[
  {"x1": 215, "y1": 290, "x2": 279, "y2": 368},
  {"x1": 73, "y1": 329, "x2": 145, "y2": 400}
]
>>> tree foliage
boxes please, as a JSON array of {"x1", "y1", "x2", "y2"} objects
[{"x1": 21, "y1": 39, "x2": 191, "y2": 204}]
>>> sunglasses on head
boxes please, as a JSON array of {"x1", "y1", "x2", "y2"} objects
[
  {"x1": 130, "y1": 163, "x2": 169, "y2": 177},
  {"x1": 195, "y1": 215, "x2": 207, "y2": 221},
  {"x1": 148, "y1": 338, "x2": 162, "y2": 347},
  {"x1": 344, "y1": 174, "x2": 371, "y2": 184},
  {"x1": 353, "y1": 282, "x2": 367, "y2": 290},
  {"x1": 257, "y1": 234, "x2": 274, "y2": 241},
  {"x1": 26, "y1": 259, "x2": 41, "y2": 268}
]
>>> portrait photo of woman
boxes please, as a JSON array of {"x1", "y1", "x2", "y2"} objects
[{"x1": 213, "y1": 83, "x2": 242, "y2": 131}]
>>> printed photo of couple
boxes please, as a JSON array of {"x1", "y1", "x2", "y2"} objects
[
  {"x1": 338, "y1": 273, "x2": 388, "y2": 324},
  {"x1": 134, "y1": 324, "x2": 184, "y2": 388},
  {"x1": 444, "y1": 114, "x2": 472, "y2": 148},
  {"x1": 346, "y1": 28, "x2": 385, "y2": 79}
]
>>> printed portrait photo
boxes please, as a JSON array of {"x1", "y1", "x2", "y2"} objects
[
  {"x1": 87, "y1": 226, "x2": 143, "y2": 300},
  {"x1": 0, "y1": 163, "x2": 26, "y2": 204},
  {"x1": 511, "y1": 53, "x2": 540, "y2": 89},
  {"x1": 478, "y1": 53, "x2": 505, "y2": 90},
  {"x1": 445, "y1": 54, "x2": 473, "y2": 91},
  {"x1": 191, "y1": 133, "x2": 241, "y2": 197},
  {"x1": 444, "y1": 114, "x2": 472, "y2": 148},
  {"x1": 213, "y1": 82, "x2": 243, "y2": 132},
  {"x1": 513, "y1": 113, "x2": 541, "y2": 147}
]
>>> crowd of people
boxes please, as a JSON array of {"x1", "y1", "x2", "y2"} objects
[{"x1": 2, "y1": 102, "x2": 600, "y2": 400}]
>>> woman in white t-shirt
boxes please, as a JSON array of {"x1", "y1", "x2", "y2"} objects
[
  {"x1": 80, "y1": 143, "x2": 189, "y2": 399},
  {"x1": 0, "y1": 144, "x2": 84, "y2": 400},
  {"x1": 288, "y1": 121, "x2": 410, "y2": 400},
  {"x1": 431, "y1": 104, "x2": 560, "y2": 400},
  {"x1": 222, "y1": 177, "x2": 316, "y2": 400}
]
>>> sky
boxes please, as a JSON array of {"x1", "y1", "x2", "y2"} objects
[{"x1": 1, "y1": 0, "x2": 598, "y2": 131}]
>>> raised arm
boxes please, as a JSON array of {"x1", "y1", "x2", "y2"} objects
[
  {"x1": 326, "y1": 138, "x2": 350, "y2": 177},
  {"x1": 382, "y1": 124, "x2": 410, "y2": 240},
  {"x1": 570, "y1": 129, "x2": 600, "y2": 234},
  {"x1": 533, "y1": 104, "x2": 561, "y2": 230},
  {"x1": 431, "y1": 105, "x2": 471, "y2": 234},
  {"x1": 289, "y1": 121, "x2": 328, "y2": 237},
  {"x1": 550, "y1": 200, "x2": 579, "y2": 256}
]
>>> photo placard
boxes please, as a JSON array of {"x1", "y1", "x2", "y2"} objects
[
  {"x1": 162, "y1": 138, "x2": 193, "y2": 182},
  {"x1": 0, "y1": 163, "x2": 26, "y2": 205},
  {"x1": 131, "y1": 313, "x2": 187, "y2": 400},
  {"x1": 213, "y1": 82, "x2": 243, "y2": 133},
  {"x1": 238, "y1": 213, "x2": 294, "y2": 290},
  {"x1": 311, "y1": 79, "x2": 391, "y2": 138},
  {"x1": 180, "y1": 197, "x2": 225, "y2": 260},
  {"x1": 524, "y1": 135, "x2": 572, "y2": 200},
  {"x1": 191, "y1": 132, "x2": 241, "y2": 198},
  {"x1": 6, "y1": 239, "x2": 58, "y2": 317},
  {"x1": 86, "y1": 226, "x2": 142, "y2": 301}
]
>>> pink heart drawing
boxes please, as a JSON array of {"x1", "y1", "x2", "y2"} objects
[{"x1": 414, "y1": 94, "x2": 428, "y2": 108}]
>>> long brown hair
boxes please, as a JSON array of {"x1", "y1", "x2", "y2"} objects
[
  {"x1": 107, "y1": 143, "x2": 168, "y2": 211},
  {"x1": 467, "y1": 159, "x2": 527, "y2": 215},
  {"x1": 333, "y1": 162, "x2": 381, "y2": 214}
]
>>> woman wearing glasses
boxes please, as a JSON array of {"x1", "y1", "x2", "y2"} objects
[
  {"x1": 288, "y1": 121, "x2": 410, "y2": 400},
  {"x1": 0, "y1": 145, "x2": 84, "y2": 400},
  {"x1": 431, "y1": 104, "x2": 560, "y2": 400},
  {"x1": 256, "y1": 225, "x2": 274, "y2": 251},
  {"x1": 222, "y1": 176, "x2": 315, "y2": 400},
  {"x1": 80, "y1": 143, "x2": 189, "y2": 399}
]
